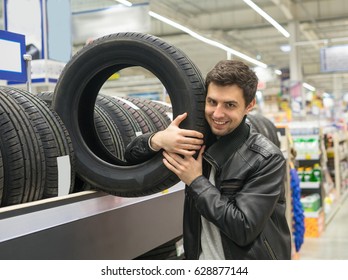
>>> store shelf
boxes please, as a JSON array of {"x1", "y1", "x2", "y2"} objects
[
  {"x1": 0, "y1": 182, "x2": 185, "y2": 260},
  {"x1": 303, "y1": 208, "x2": 322, "y2": 218},
  {"x1": 332, "y1": 131, "x2": 348, "y2": 197},
  {"x1": 300, "y1": 182, "x2": 321, "y2": 189}
]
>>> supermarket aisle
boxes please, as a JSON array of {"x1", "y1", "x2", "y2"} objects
[{"x1": 299, "y1": 195, "x2": 348, "y2": 259}]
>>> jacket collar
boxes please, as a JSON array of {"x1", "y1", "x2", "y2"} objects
[{"x1": 205, "y1": 115, "x2": 250, "y2": 168}]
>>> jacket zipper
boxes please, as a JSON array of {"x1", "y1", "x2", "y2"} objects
[{"x1": 264, "y1": 239, "x2": 277, "y2": 260}]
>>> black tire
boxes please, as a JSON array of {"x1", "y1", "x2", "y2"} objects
[
  {"x1": 144, "y1": 99, "x2": 172, "y2": 126},
  {"x1": 52, "y1": 32, "x2": 207, "y2": 197},
  {"x1": 96, "y1": 94, "x2": 142, "y2": 147},
  {"x1": 35, "y1": 91, "x2": 126, "y2": 162},
  {"x1": 125, "y1": 97, "x2": 171, "y2": 131},
  {"x1": 0, "y1": 87, "x2": 46, "y2": 206},
  {"x1": 0, "y1": 148, "x2": 3, "y2": 204},
  {"x1": 34, "y1": 91, "x2": 54, "y2": 108},
  {"x1": 111, "y1": 95, "x2": 158, "y2": 135},
  {"x1": 151, "y1": 100, "x2": 173, "y2": 114},
  {"x1": 94, "y1": 104, "x2": 125, "y2": 160},
  {"x1": 1, "y1": 87, "x2": 76, "y2": 198}
]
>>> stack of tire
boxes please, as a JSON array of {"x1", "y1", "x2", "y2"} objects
[
  {"x1": 0, "y1": 86, "x2": 75, "y2": 207},
  {"x1": 0, "y1": 85, "x2": 172, "y2": 208}
]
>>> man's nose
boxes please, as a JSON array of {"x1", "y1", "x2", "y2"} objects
[{"x1": 213, "y1": 104, "x2": 224, "y2": 118}]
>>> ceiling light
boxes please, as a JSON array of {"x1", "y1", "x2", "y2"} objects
[
  {"x1": 243, "y1": 0, "x2": 290, "y2": 38},
  {"x1": 115, "y1": 0, "x2": 132, "y2": 7},
  {"x1": 303, "y1": 82, "x2": 315, "y2": 91},
  {"x1": 280, "y1": 44, "x2": 291, "y2": 52},
  {"x1": 149, "y1": 11, "x2": 267, "y2": 68}
]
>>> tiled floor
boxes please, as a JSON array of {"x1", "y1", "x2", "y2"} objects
[{"x1": 298, "y1": 195, "x2": 348, "y2": 259}]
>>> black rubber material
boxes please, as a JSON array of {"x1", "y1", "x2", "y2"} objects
[
  {"x1": 113, "y1": 95, "x2": 158, "y2": 134},
  {"x1": 94, "y1": 104, "x2": 125, "y2": 161},
  {"x1": 0, "y1": 87, "x2": 46, "y2": 206},
  {"x1": 35, "y1": 91, "x2": 126, "y2": 162},
  {"x1": 1, "y1": 87, "x2": 76, "y2": 198},
  {"x1": 144, "y1": 99, "x2": 172, "y2": 125},
  {"x1": 34, "y1": 91, "x2": 54, "y2": 107},
  {"x1": 96, "y1": 94, "x2": 141, "y2": 148},
  {"x1": 52, "y1": 32, "x2": 207, "y2": 197},
  {"x1": 0, "y1": 147, "x2": 3, "y2": 204},
  {"x1": 125, "y1": 97, "x2": 171, "y2": 131}
]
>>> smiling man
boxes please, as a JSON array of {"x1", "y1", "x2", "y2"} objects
[{"x1": 125, "y1": 60, "x2": 291, "y2": 260}]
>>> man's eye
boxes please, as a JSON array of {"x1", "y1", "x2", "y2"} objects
[{"x1": 226, "y1": 103, "x2": 235, "y2": 108}]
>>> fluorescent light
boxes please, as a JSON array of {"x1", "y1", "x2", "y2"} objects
[
  {"x1": 243, "y1": 0, "x2": 290, "y2": 38},
  {"x1": 115, "y1": 0, "x2": 132, "y2": 7},
  {"x1": 303, "y1": 82, "x2": 316, "y2": 91},
  {"x1": 149, "y1": 11, "x2": 267, "y2": 68},
  {"x1": 280, "y1": 44, "x2": 291, "y2": 52}
]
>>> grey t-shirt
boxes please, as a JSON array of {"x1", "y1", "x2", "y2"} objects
[{"x1": 199, "y1": 166, "x2": 225, "y2": 260}]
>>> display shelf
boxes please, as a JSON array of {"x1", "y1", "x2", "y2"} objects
[
  {"x1": 0, "y1": 182, "x2": 185, "y2": 260},
  {"x1": 303, "y1": 207, "x2": 322, "y2": 218},
  {"x1": 275, "y1": 125, "x2": 292, "y2": 231},
  {"x1": 300, "y1": 182, "x2": 321, "y2": 189},
  {"x1": 290, "y1": 124, "x2": 329, "y2": 234},
  {"x1": 332, "y1": 131, "x2": 348, "y2": 198}
]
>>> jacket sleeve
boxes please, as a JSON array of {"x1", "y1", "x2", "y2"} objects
[
  {"x1": 124, "y1": 132, "x2": 159, "y2": 164},
  {"x1": 187, "y1": 152, "x2": 286, "y2": 246}
]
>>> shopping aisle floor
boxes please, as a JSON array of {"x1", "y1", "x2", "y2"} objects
[{"x1": 298, "y1": 195, "x2": 348, "y2": 259}]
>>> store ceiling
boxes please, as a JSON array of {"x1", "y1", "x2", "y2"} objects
[{"x1": 2, "y1": 0, "x2": 348, "y2": 95}]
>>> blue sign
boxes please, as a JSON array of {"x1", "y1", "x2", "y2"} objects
[
  {"x1": 320, "y1": 44, "x2": 348, "y2": 72},
  {"x1": 0, "y1": 30, "x2": 27, "y2": 82}
]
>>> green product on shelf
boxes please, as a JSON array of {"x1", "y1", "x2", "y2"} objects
[
  {"x1": 297, "y1": 167, "x2": 304, "y2": 182},
  {"x1": 300, "y1": 193, "x2": 321, "y2": 212},
  {"x1": 311, "y1": 163, "x2": 321, "y2": 182},
  {"x1": 303, "y1": 167, "x2": 313, "y2": 182}
]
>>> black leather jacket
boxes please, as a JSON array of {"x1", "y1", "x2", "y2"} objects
[
  {"x1": 125, "y1": 119, "x2": 291, "y2": 260},
  {"x1": 184, "y1": 119, "x2": 291, "y2": 259}
]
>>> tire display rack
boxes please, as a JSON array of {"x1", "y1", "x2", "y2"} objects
[{"x1": 0, "y1": 182, "x2": 185, "y2": 260}]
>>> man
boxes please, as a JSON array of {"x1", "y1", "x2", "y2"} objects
[{"x1": 125, "y1": 60, "x2": 291, "y2": 260}]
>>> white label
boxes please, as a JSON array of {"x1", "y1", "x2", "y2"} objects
[{"x1": 57, "y1": 155, "x2": 71, "y2": 197}]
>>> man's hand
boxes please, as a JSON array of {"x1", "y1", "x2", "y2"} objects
[
  {"x1": 162, "y1": 145, "x2": 205, "y2": 186},
  {"x1": 151, "y1": 112, "x2": 204, "y2": 156}
]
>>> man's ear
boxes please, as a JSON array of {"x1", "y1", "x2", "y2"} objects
[{"x1": 246, "y1": 98, "x2": 256, "y2": 113}]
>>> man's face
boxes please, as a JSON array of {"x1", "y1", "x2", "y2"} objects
[{"x1": 205, "y1": 83, "x2": 255, "y2": 136}]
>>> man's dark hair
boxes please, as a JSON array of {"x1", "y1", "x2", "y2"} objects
[{"x1": 205, "y1": 60, "x2": 258, "y2": 106}]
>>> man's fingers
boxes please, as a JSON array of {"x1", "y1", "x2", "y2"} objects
[
  {"x1": 179, "y1": 144, "x2": 202, "y2": 151},
  {"x1": 177, "y1": 137, "x2": 204, "y2": 147},
  {"x1": 179, "y1": 129, "x2": 204, "y2": 140},
  {"x1": 198, "y1": 145, "x2": 206, "y2": 160},
  {"x1": 177, "y1": 149, "x2": 196, "y2": 156},
  {"x1": 163, "y1": 151, "x2": 181, "y2": 168},
  {"x1": 171, "y1": 112, "x2": 187, "y2": 127}
]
